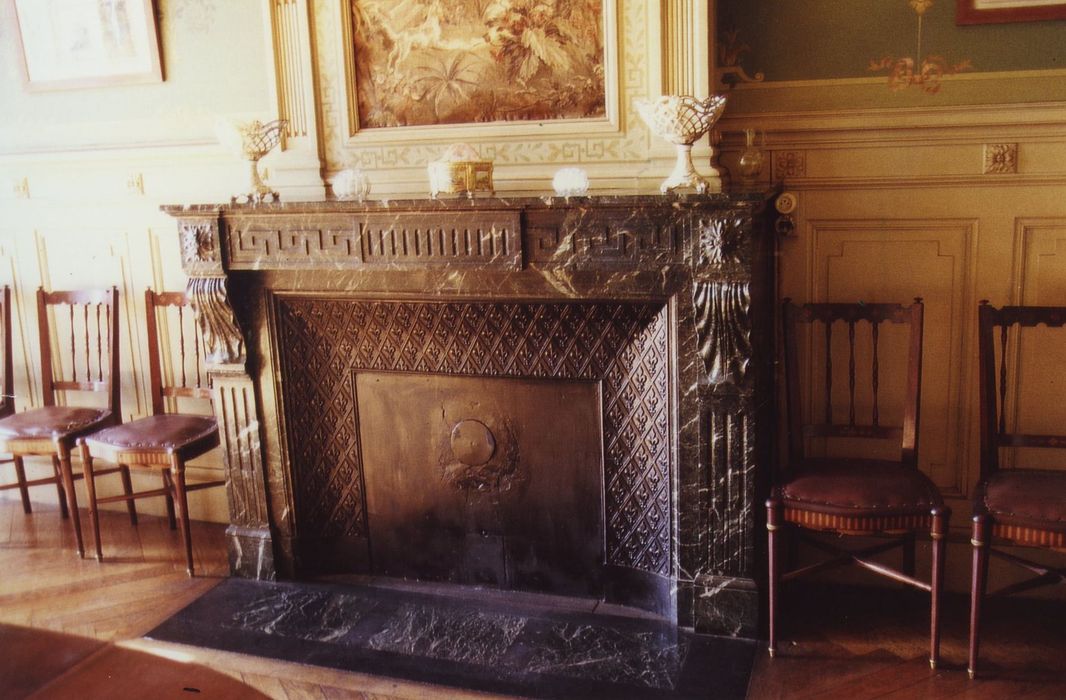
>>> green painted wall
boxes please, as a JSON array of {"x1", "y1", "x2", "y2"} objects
[{"x1": 718, "y1": 0, "x2": 1066, "y2": 111}]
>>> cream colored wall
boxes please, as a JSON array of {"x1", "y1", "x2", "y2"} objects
[
  {"x1": 0, "y1": 1, "x2": 717, "y2": 524},
  {"x1": 0, "y1": 0, "x2": 275, "y2": 522},
  {"x1": 718, "y1": 102, "x2": 1066, "y2": 527}
]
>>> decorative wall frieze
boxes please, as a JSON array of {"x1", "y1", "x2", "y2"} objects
[
  {"x1": 361, "y1": 212, "x2": 521, "y2": 269},
  {"x1": 525, "y1": 208, "x2": 685, "y2": 268},
  {"x1": 229, "y1": 223, "x2": 360, "y2": 268}
]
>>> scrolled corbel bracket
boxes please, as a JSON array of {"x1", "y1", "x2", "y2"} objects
[
  {"x1": 173, "y1": 214, "x2": 246, "y2": 367},
  {"x1": 187, "y1": 275, "x2": 246, "y2": 367}
]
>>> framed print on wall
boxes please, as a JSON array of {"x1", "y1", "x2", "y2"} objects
[
  {"x1": 957, "y1": 0, "x2": 1066, "y2": 24},
  {"x1": 12, "y1": 0, "x2": 163, "y2": 90}
]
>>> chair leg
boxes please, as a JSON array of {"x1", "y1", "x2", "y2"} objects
[
  {"x1": 929, "y1": 507, "x2": 949, "y2": 670},
  {"x1": 767, "y1": 497, "x2": 783, "y2": 658},
  {"x1": 119, "y1": 465, "x2": 137, "y2": 525},
  {"x1": 12, "y1": 455, "x2": 32, "y2": 513},
  {"x1": 170, "y1": 457, "x2": 194, "y2": 576},
  {"x1": 51, "y1": 455, "x2": 69, "y2": 519},
  {"x1": 902, "y1": 532, "x2": 917, "y2": 578},
  {"x1": 162, "y1": 471, "x2": 176, "y2": 530},
  {"x1": 56, "y1": 447, "x2": 84, "y2": 558},
  {"x1": 969, "y1": 514, "x2": 991, "y2": 680},
  {"x1": 78, "y1": 441, "x2": 103, "y2": 562}
]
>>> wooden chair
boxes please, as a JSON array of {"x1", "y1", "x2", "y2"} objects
[
  {"x1": 0, "y1": 287, "x2": 21, "y2": 498},
  {"x1": 0, "y1": 287, "x2": 122, "y2": 557},
  {"x1": 767, "y1": 299, "x2": 950, "y2": 668},
  {"x1": 79, "y1": 290, "x2": 223, "y2": 576},
  {"x1": 968, "y1": 302, "x2": 1066, "y2": 679}
]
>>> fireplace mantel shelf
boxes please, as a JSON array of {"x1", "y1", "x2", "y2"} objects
[{"x1": 165, "y1": 191, "x2": 775, "y2": 637}]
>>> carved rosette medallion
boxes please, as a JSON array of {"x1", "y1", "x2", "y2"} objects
[
  {"x1": 187, "y1": 276, "x2": 245, "y2": 365},
  {"x1": 697, "y1": 215, "x2": 747, "y2": 268},
  {"x1": 179, "y1": 219, "x2": 222, "y2": 273},
  {"x1": 983, "y1": 143, "x2": 1018, "y2": 175}
]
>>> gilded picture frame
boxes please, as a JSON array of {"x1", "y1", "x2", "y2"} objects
[
  {"x1": 339, "y1": 0, "x2": 620, "y2": 146},
  {"x1": 957, "y1": 0, "x2": 1066, "y2": 24},
  {"x1": 12, "y1": 0, "x2": 163, "y2": 91}
]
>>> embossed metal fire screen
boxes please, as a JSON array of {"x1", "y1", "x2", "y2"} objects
[{"x1": 276, "y1": 298, "x2": 671, "y2": 590}]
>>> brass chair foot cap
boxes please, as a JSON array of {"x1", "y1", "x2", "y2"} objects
[
  {"x1": 768, "y1": 648, "x2": 776, "y2": 658},
  {"x1": 929, "y1": 659, "x2": 937, "y2": 670},
  {"x1": 968, "y1": 669, "x2": 976, "y2": 680}
]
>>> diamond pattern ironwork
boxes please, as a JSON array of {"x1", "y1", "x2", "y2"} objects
[{"x1": 276, "y1": 298, "x2": 671, "y2": 575}]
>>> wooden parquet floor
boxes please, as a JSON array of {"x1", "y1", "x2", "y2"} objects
[{"x1": 1, "y1": 498, "x2": 1063, "y2": 699}]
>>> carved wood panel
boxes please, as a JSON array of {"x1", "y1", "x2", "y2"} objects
[{"x1": 276, "y1": 298, "x2": 672, "y2": 576}]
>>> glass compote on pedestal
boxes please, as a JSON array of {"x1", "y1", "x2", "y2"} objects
[
  {"x1": 635, "y1": 95, "x2": 727, "y2": 194},
  {"x1": 228, "y1": 119, "x2": 288, "y2": 204}
]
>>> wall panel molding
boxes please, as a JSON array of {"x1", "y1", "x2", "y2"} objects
[
  {"x1": 1013, "y1": 218, "x2": 1066, "y2": 306},
  {"x1": 807, "y1": 218, "x2": 978, "y2": 497}
]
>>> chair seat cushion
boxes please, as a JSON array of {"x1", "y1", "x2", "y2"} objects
[
  {"x1": 981, "y1": 470, "x2": 1066, "y2": 533},
  {"x1": 86, "y1": 414, "x2": 218, "y2": 452},
  {"x1": 0, "y1": 406, "x2": 111, "y2": 440},
  {"x1": 778, "y1": 460, "x2": 943, "y2": 517}
]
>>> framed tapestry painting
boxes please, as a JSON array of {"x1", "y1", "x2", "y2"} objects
[
  {"x1": 957, "y1": 0, "x2": 1066, "y2": 23},
  {"x1": 348, "y1": 0, "x2": 607, "y2": 129},
  {"x1": 12, "y1": 0, "x2": 163, "y2": 90}
]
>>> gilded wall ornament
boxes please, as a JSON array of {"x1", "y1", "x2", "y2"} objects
[
  {"x1": 983, "y1": 143, "x2": 1018, "y2": 174},
  {"x1": 868, "y1": 1, "x2": 972, "y2": 94}
]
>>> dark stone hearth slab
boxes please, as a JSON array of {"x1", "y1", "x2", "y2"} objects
[{"x1": 147, "y1": 579, "x2": 756, "y2": 699}]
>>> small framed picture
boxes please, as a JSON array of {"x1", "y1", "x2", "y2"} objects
[
  {"x1": 12, "y1": 0, "x2": 163, "y2": 91},
  {"x1": 957, "y1": 0, "x2": 1066, "y2": 24}
]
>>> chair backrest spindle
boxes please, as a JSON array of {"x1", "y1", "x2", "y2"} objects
[
  {"x1": 848, "y1": 319, "x2": 857, "y2": 426},
  {"x1": 37, "y1": 287, "x2": 120, "y2": 414},
  {"x1": 977, "y1": 302, "x2": 1066, "y2": 480},
  {"x1": 824, "y1": 322, "x2": 833, "y2": 424},
  {"x1": 145, "y1": 289, "x2": 211, "y2": 416},
  {"x1": 783, "y1": 298, "x2": 925, "y2": 469},
  {"x1": 871, "y1": 320, "x2": 881, "y2": 428}
]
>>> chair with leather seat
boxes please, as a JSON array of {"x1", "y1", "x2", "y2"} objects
[
  {"x1": 0, "y1": 287, "x2": 23, "y2": 501},
  {"x1": 0, "y1": 287, "x2": 123, "y2": 557},
  {"x1": 968, "y1": 302, "x2": 1066, "y2": 679},
  {"x1": 79, "y1": 289, "x2": 223, "y2": 576},
  {"x1": 767, "y1": 299, "x2": 950, "y2": 669}
]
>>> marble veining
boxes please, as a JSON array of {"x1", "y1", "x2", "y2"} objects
[
  {"x1": 163, "y1": 192, "x2": 776, "y2": 637},
  {"x1": 368, "y1": 604, "x2": 526, "y2": 666},
  {"x1": 229, "y1": 590, "x2": 376, "y2": 643},
  {"x1": 524, "y1": 623, "x2": 688, "y2": 690},
  {"x1": 149, "y1": 578, "x2": 757, "y2": 699}
]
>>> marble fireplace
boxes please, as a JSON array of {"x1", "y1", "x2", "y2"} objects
[{"x1": 165, "y1": 193, "x2": 774, "y2": 636}]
